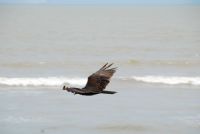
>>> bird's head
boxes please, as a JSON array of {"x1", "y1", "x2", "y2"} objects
[{"x1": 63, "y1": 85, "x2": 69, "y2": 91}]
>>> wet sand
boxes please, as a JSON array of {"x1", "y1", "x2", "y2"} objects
[{"x1": 0, "y1": 83, "x2": 199, "y2": 134}]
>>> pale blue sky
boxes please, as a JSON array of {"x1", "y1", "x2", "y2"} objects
[{"x1": 0, "y1": 0, "x2": 199, "y2": 5}]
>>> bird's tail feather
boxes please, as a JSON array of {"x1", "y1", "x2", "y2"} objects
[{"x1": 101, "y1": 90, "x2": 117, "y2": 94}]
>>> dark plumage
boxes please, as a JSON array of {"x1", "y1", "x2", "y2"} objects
[{"x1": 63, "y1": 63, "x2": 117, "y2": 95}]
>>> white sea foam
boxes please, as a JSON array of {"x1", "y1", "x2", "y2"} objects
[
  {"x1": 121, "y1": 76, "x2": 200, "y2": 85},
  {"x1": 0, "y1": 77, "x2": 87, "y2": 87},
  {"x1": 1, "y1": 76, "x2": 200, "y2": 87}
]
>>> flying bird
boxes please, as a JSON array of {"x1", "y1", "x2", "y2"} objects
[{"x1": 63, "y1": 63, "x2": 117, "y2": 96}]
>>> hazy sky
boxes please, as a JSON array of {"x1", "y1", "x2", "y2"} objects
[{"x1": 0, "y1": 0, "x2": 199, "y2": 5}]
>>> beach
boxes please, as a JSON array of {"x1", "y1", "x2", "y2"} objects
[
  {"x1": 0, "y1": 83, "x2": 200, "y2": 134},
  {"x1": 0, "y1": 5, "x2": 200, "y2": 134}
]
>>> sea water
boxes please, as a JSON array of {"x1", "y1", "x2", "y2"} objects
[{"x1": 0, "y1": 5, "x2": 200, "y2": 134}]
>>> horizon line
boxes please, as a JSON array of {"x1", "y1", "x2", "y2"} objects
[{"x1": 0, "y1": 3, "x2": 200, "y2": 6}]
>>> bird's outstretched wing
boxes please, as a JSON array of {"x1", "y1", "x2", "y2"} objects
[{"x1": 82, "y1": 63, "x2": 117, "y2": 93}]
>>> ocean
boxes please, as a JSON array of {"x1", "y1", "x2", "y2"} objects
[{"x1": 0, "y1": 5, "x2": 200, "y2": 134}]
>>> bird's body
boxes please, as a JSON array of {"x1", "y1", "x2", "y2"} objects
[{"x1": 63, "y1": 63, "x2": 117, "y2": 96}]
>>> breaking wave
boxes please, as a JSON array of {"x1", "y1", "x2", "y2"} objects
[
  {"x1": 120, "y1": 76, "x2": 200, "y2": 85},
  {"x1": 0, "y1": 77, "x2": 87, "y2": 87},
  {"x1": 0, "y1": 76, "x2": 200, "y2": 87}
]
